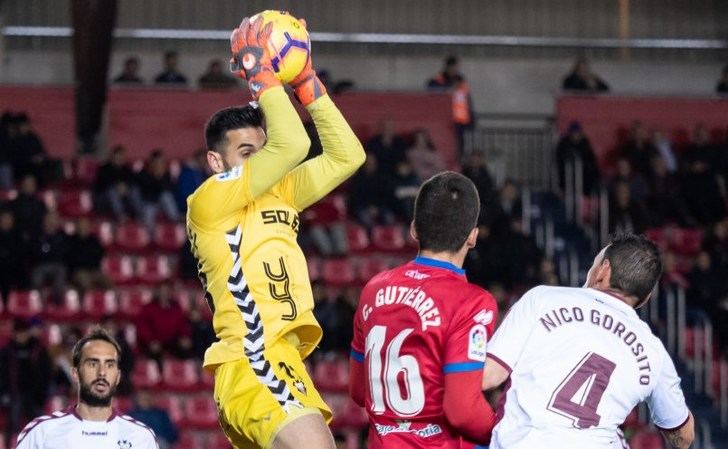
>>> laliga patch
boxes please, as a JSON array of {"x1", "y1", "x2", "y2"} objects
[
  {"x1": 473, "y1": 309, "x2": 494, "y2": 326},
  {"x1": 216, "y1": 165, "x2": 242, "y2": 182},
  {"x1": 468, "y1": 324, "x2": 487, "y2": 361}
]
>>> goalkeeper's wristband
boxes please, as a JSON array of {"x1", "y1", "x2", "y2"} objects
[{"x1": 291, "y1": 74, "x2": 327, "y2": 107}]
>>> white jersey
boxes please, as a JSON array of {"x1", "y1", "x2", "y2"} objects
[
  {"x1": 488, "y1": 286, "x2": 689, "y2": 449},
  {"x1": 15, "y1": 406, "x2": 158, "y2": 449}
]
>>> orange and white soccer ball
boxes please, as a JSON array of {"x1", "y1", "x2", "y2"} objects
[{"x1": 251, "y1": 10, "x2": 310, "y2": 84}]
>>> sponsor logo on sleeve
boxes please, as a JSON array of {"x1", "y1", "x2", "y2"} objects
[
  {"x1": 468, "y1": 324, "x2": 487, "y2": 361},
  {"x1": 215, "y1": 165, "x2": 243, "y2": 181},
  {"x1": 473, "y1": 309, "x2": 494, "y2": 326}
]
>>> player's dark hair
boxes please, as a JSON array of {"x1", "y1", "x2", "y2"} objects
[
  {"x1": 205, "y1": 105, "x2": 264, "y2": 153},
  {"x1": 414, "y1": 171, "x2": 480, "y2": 253},
  {"x1": 604, "y1": 233, "x2": 663, "y2": 304},
  {"x1": 72, "y1": 327, "x2": 122, "y2": 368}
]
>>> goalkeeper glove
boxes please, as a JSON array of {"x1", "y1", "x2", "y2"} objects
[
  {"x1": 229, "y1": 16, "x2": 281, "y2": 100},
  {"x1": 289, "y1": 18, "x2": 327, "y2": 107}
]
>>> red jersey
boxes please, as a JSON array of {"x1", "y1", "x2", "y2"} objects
[{"x1": 351, "y1": 257, "x2": 498, "y2": 449}]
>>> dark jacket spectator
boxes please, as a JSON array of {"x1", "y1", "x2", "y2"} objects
[
  {"x1": 391, "y1": 162, "x2": 421, "y2": 222},
  {"x1": 609, "y1": 181, "x2": 649, "y2": 234},
  {"x1": 154, "y1": 51, "x2": 187, "y2": 85},
  {"x1": 136, "y1": 150, "x2": 180, "y2": 235},
  {"x1": 555, "y1": 122, "x2": 600, "y2": 195},
  {"x1": 175, "y1": 150, "x2": 209, "y2": 212},
  {"x1": 562, "y1": 58, "x2": 609, "y2": 92},
  {"x1": 11, "y1": 175, "x2": 47, "y2": 242},
  {"x1": 10, "y1": 113, "x2": 49, "y2": 184},
  {"x1": 716, "y1": 64, "x2": 728, "y2": 94},
  {"x1": 312, "y1": 283, "x2": 355, "y2": 354},
  {"x1": 687, "y1": 251, "x2": 725, "y2": 315},
  {"x1": 609, "y1": 158, "x2": 649, "y2": 204},
  {"x1": 198, "y1": 60, "x2": 238, "y2": 89},
  {"x1": 114, "y1": 56, "x2": 144, "y2": 84},
  {"x1": 29, "y1": 212, "x2": 70, "y2": 302},
  {"x1": 128, "y1": 390, "x2": 179, "y2": 449},
  {"x1": 94, "y1": 145, "x2": 142, "y2": 221},
  {"x1": 67, "y1": 217, "x2": 109, "y2": 292},
  {"x1": 189, "y1": 309, "x2": 215, "y2": 361},
  {"x1": 365, "y1": 121, "x2": 407, "y2": 175},
  {"x1": 645, "y1": 155, "x2": 692, "y2": 227},
  {"x1": 680, "y1": 125, "x2": 725, "y2": 225},
  {"x1": 620, "y1": 121, "x2": 659, "y2": 178},
  {"x1": 0, "y1": 209, "x2": 25, "y2": 304},
  {"x1": 348, "y1": 154, "x2": 397, "y2": 229},
  {"x1": 461, "y1": 151, "x2": 496, "y2": 205}
]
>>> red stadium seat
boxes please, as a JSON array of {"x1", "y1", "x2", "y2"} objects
[
  {"x1": 44, "y1": 395, "x2": 69, "y2": 415},
  {"x1": 371, "y1": 225, "x2": 406, "y2": 252},
  {"x1": 154, "y1": 222, "x2": 187, "y2": 251},
  {"x1": 136, "y1": 254, "x2": 173, "y2": 284},
  {"x1": 115, "y1": 222, "x2": 150, "y2": 251},
  {"x1": 42, "y1": 324, "x2": 63, "y2": 347},
  {"x1": 57, "y1": 189, "x2": 92, "y2": 217},
  {"x1": 322, "y1": 258, "x2": 356, "y2": 286},
  {"x1": 183, "y1": 396, "x2": 219, "y2": 429},
  {"x1": 46, "y1": 289, "x2": 82, "y2": 321},
  {"x1": 322, "y1": 393, "x2": 350, "y2": 430},
  {"x1": 74, "y1": 156, "x2": 99, "y2": 186},
  {"x1": 358, "y1": 256, "x2": 389, "y2": 283},
  {"x1": 314, "y1": 358, "x2": 350, "y2": 393},
  {"x1": 630, "y1": 430, "x2": 665, "y2": 449},
  {"x1": 199, "y1": 367, "x2": 215, "y2": 389},
  {"x1": 118, "y1": 289, "x2": 153, "y2": 319},
  {"x1": 307, "y1": 257, "x2": 321, "y2": 282},
  {"x1": 113, "y1": 396, "x2": 134, "y2": 414},
  {"x1": 92, "y1": 220, "x2": 115, "y2": 247},
  {"x1": 208, "y1": 432, "x2": 233, "y2": 449},
  {"x1": 131, "y1": 359, "x2": 162, "y2": 388},
  {"x1": 163, "y1": 359, "x2": 199, "y2": 391},
  {"x1": 346, "y1": 222, "x2": 370, "y2": 252},
  {"x1": 176, "y1": 432, "x2": 204, "y2": 449},
  {"x1": 102, "y1": 255, "x2": 135, "y2": 285},
  {"x1": 82, "y1": 290, "x2": 118, "y2": 320},
  {"x1": 645, "y1": 228, "x2": 668, "y2": 250},
  {"x1": 669, "y1": 228, "x2": 702, "y2": 256},
  {"x1": 156, "y1": 394, "x2": 185, "y2": 425},
  {"x1": 7, "y1": 290, "x2": 43, "y2": 318}
]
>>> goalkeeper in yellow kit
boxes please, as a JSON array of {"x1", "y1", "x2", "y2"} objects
[{"x1": 186, "y1": 15, "x2": 365, "y2": 449}]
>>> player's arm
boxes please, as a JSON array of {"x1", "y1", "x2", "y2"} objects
[
  {"x1": 647, "y1": 351, "x2": 694, "y2": 449},
  {"x1": 279, "y1": 23, "x2": 366, "y2": 211},
  {"x1": 441, "y1": 293, "x2": 499, "y2": 444},
  {"x1": 482, "y1": 286, "x2": 542, "y2": 391}
]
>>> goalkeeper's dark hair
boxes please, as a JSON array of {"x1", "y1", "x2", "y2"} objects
[
  {"x1": 72, "y1": 327, "x2": 122, "y2": 368},
  {"x1": 603, "y1": 233, "x2": 663, "y2": 305},
  {"x1": 414, "y1": 171, "x2": 480, "y2": 253},
  {"x1": 205, "y1": 105, "x2": 264, "y2": 153}
]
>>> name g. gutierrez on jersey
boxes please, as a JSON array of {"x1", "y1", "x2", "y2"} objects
[
  {"x1": 539, "y1": 306, "x2": 652, "y2": 385},
  {"x1": 362, "y1": 284, "x2": 442, "y2": 330}
]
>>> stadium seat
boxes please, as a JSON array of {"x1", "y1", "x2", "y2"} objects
[
  {"x1": 307, "y1": 256, "x2": 321, "y2": 282},
  {"x1": 358, "y1": 256, "x2": 389, "y2": 283},
  {"x1": 131, "y1": 359, "x2": 161, "y2": 388},
  {"x1": 115, "y1": 222, "x2": 150, "y2": 251},
  {"x1": 163, "y1": 359, "x2": 199, "y2": 391},
  {"x1": 183, "y1": 395, "x2": 219, "y2": 429},
  {"x1": 199, "y1": 367, "x2": 215, "y2": 389},
  {"x1": 57, "y1": 189, "x2": 92, "y2": 217},
  {"x1": 118, "y1": 289, "x2": 153, "y2": 320},
  {"x1": 44, "y1": 395, "x2": 68, "y2": 415},
  {"x1": 136, "y1": 254, "x2": 173, "y2": 284},
  {"x1": 371, "y1": 224, "x2": 406, "y2": 252},
  {"x1": 171, "y1": 289, "x2": 191, "y2": 312},
  {"x1": 101, "y1": 255, "x2": 135, "y2": 285},
  {"x1": 154, "y1": 222, "x2": 187, "y2": 251},
  {"x1": 7, "y1": 290, "x2": 43, "y2": 318},
  {"x1": 73, "y1": 156, "x2": 99, "y2": 186},
  {"x1": 42, "y1": 324, "x2": 63, "y2": 347},
  {"x1": 82, "y1": 290, "x2": 118, "y2": 320},
  {"x1": 176, "y1": 432, "x2": 203, "y2": 449},
  {"x1": 644, "y1": 228, "x2": 668, "y2": 250},
  {"x1": 46, "y1": 289, "x2": 82, "y2": 321},
  {"x1": 630, "y1": 430, "x2": 666, "y2": 449},
  {"x1": 113, "y1": 396, "x2": 134, "y2": 413},
  {"x1": 313, "y1": 357, "x2": 350, "y2": 393},
  {"x1": 669, "y1": 228, "x2": 702, "y2": 256},
  {"x1": 208, "y1": 432, "x2": 233, "y2": 449},
  {"x1": 322, "y1": 258, "x2": 357, "y2": 286},
  {"x1": 92, "y1": 220, "x2": 115, "y2": 247},
  {"x1": 156, "y1": 394, "x2": 185, "y2": 425},
  {"x1": 346, "y1": 222, "x2": 370, "y2": 252}
]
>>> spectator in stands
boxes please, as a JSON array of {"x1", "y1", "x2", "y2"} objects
[
  {"x1": 651, "y1": 128, "x2": 678, "y2": 173},
  {"x1": 609, "y1": 181, "x2": 649, "y2": 235},
  {"x1": 10, "y1": 113, "x2": 55, "y2": 185},
  {"x1": 391, "y1": 161, "x2": 421, "y2": 223},
  {"x1": 461, "y1": 150, "x2": 496, "y2": 205},
  {"x1": 67, "y1": 217, "x2": 110, "y2": 293},
  {"x1": 29, "y1": 211, "x2": 70, "y2": 303},
  {"x1": 128, "y1": 390, "x2": 179, "y2": 449},
  {"x1": 406, "y1": 128, "x2": 445, "y2": 182},
  {"x1": 0, "y1": 208, "x2": 23, "y2": 306},
  {"x1": 198, "y1": 59, "x2": 238, "y2": 89},
  {"x1": 661, "y1": 251, "x2": 689, "y2": 290},
  {"x1": 555, "y1": 121, "x2": 600, "y2": 195},
  {"x1": 94, "y1": 145, "x2": 142, "y2": 221},
  {"x1": 136, "y1": 149, "x2": 181, "y2": 235},
  {"x1": 500, "y1": 217, "x2": 542, "y2": 289},
  {"x1": 189, "y1": 308, "x2": 215, "y2": 361},
  {"x1": 716, "y1": 64, "x2": 728, "y2": 94},
  {"x1": 561, "y1": 57, "x2": 609, "y2": 92},
  {"x1": 100, "y1": 316, "x2": 135, "y2": 395},
  {"x1": 681, "y1": 124, "x2": 726, "y2": 225},
  {"x1": 312, "y1": 282, "x2": 355, "y2": 355},
  {"x1": 154, "y1": 51, "x2": 187, "y2": 85},
  {"x1": 136, "y1": 282, "x2": 193, "y2": 368},
  {"x1": 175, "y1": 149, "x2": 209, "y2": 213},
  {"x1": 0, "y1": 112, "x2": 14, "y2": 189},
  {"x1": 464, "y1": 223, "x2": 509, "y2": 289},
  {"x1": 620, "y1": 121, "x2": 658, "y2": 177},
  {"x1": 11, "y1": 175, "x2": 47, "y2": 242},
  {"x1": 646, "y1": 155, "x2": 692, "y2": 227},
  {"x1": 703, "y1": 219, "x2": 728, "y2": 275},
  {"x1": 609, "y1": 157, "x2": 648, "y2": 204},
  {"x1": 348, "y1": 153, "x2": 397, "y2": 230},
  {"x1": 113, "y1": 56, "x2": 144, "y2": 84},
  {"x1": 301, "y1": 197, "x2": 348, "y2": 257},
  {"x1": 178, "y1": 239, "x2": 198, "y2": 281},
  {"x1": 0, "y1": 318, "x2": 51, "y2": 445},
  {"x1": 687, "y1": 251, "x2": 725, "y2": 320},
  {"x1": 427, "y1": 56, "x2": 474, "y2": 157},
  {"x1": 365, "y1": 120, "x2": 407, "y2": 175}
]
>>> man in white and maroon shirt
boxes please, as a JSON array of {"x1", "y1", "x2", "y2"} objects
[
  {"x1": 15, "y1": 328, "x2": 158, "y2": 449},
  {"x1": 482, "y1": 234, "x2": 694, "y2": 449}
]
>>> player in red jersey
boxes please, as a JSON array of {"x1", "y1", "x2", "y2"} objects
[{"x1": 349, "y1": 172, "x2": 498, "y2": 449}]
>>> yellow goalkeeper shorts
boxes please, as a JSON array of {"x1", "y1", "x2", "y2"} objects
[{"x1": 213, "y1": 333, "x2": 333, "y2": 449}]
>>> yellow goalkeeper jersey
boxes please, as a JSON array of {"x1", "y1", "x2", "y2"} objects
[{"x1": 186, "y1": 87, "x2": 365, "y2": 370}]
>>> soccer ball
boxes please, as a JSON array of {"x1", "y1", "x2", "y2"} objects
[{"x1": 251, "y1": 10, "x2": 310, "y2": 84}]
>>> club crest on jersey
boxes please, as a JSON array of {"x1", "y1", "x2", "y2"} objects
[
  {"x1": 473, "y1": 309, "x2": 494, "y2": 326},
  {"x1": 215, "y1": 165, "x2": 242, "y2": 181},
  {"x1": 117, "y1": 440, "x2": 132, "y2": 449},
  {"x1": 468, "y1": 324, "x2": 487, "y2": 361}
]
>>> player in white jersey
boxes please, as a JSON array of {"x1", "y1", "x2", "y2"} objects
[
  {"x1": 15, "y1": 328, "x2": 158, "y2": 449},
  {"x1": 482, "y1": 234, "x2": 694, "y2": 449}
]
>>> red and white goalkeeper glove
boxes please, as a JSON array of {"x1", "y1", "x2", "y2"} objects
[{"x1": 229, "y1": 16, "x2": 281, "y2": 100}]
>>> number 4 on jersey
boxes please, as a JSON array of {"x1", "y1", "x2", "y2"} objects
[{"x1": 547, "y1": 352, "x2": 616, "y2": 429}]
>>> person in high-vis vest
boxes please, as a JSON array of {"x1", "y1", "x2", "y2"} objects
[{"x1": 427, "y1": 56, "x2": 474, "y2": 158}]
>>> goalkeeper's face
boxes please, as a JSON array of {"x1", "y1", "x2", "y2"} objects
[
  {"x1": 209, "y1": 127, "x2": 267, "y2": 173},
  {"x1": 72, "y1": 340, "x2": 121, "y2": 407}
]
